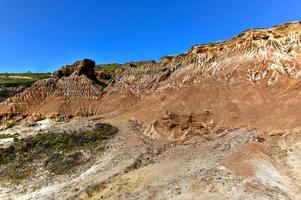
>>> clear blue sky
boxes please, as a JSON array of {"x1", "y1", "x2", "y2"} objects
[{"x1": 0, "y1": 0, "x2": 301, "y2": 72}]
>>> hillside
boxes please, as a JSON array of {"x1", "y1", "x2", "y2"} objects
[
  {"x1": 0, "y1": 73, "x2": 51, "y2": 102},
  {"x1": 1, "y1": 22, "x2": 301, "y2": 199}
]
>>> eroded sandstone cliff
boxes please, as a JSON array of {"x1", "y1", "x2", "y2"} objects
[
  {"x1": 2, "y1": 22, "x2": 301, "y2": 200},
  {"x1": 2, "y1": 22, "x2": 301, "y2": 131}
]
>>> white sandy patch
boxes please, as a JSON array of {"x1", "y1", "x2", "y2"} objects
[
  {"x1": 250, "y1": 157, "x2": 291, "y2": 193},
  {"x1": 0, "y1": 76, "x2": 33, "y2": 79}
]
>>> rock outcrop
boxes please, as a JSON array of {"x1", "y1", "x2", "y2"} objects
[
  {"x1": 52, "y1": 59, "x2": 96, "y2": 80},
  {"x1": 0, "y1": 59, "x2": 104, "y2": 123}
]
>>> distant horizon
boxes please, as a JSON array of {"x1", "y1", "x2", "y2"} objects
[{"x1": 1, "y1": 0, "x2": 301, "y2": 73}]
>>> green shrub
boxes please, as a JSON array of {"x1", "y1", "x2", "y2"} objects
[
  {"x1": 83, "y1": 129, "x2": 115, "y2": 140},
  {"x1": 45, "y1": 152, "x2": 83, "y2": 175},
  {"x1": 6, "y1": 122, "x2": 16, "y2": 129},
  {"x1": 96, "y1": 63, "x2": 121, "y2": 73},
  {"x1": 0, "y1": 133, "x2": 18, "y2": 139},
  {"x1": 0, "y1": 124, "x2": 118, "y2": 181}
]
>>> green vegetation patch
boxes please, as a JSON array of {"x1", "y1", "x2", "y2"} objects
[
  {"x1": 6, "y1": 122, "x2": 16, "y2": 129},
  {"x1": 96, "y1": 63, "x2": 121, "y2": 73},
  {"x1": 0, "y1": 133, "x2": 18, "y2": 139},
  {"x1": 0, "y1": 90, "x2": 21, "y2": 102},
  {"x1": 0, "y1": 73, "x2": 51, "y2": 102},
  {"x1": 0, "y1": 73, "x2": 51, "y2": 87},
  {"x1": 0, "y1": 123, "x2": 118, "y2": 181}
]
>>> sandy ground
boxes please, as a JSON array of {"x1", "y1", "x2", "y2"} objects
[{"x1": 1, "y1": 116, "x2": 301, "y2": 200}]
